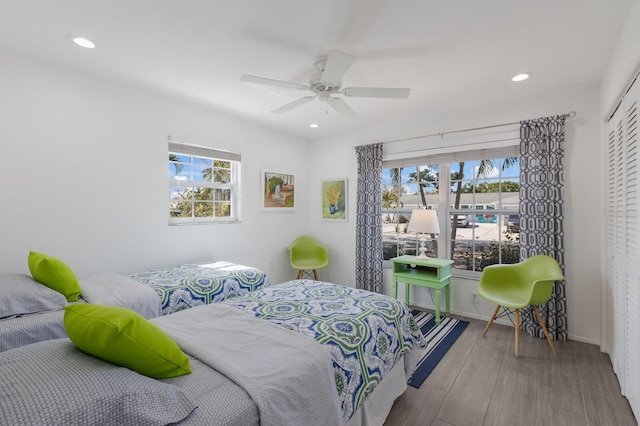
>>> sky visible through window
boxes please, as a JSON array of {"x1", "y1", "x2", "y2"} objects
[{"x1": 169, "y1": 154, "x2": 212, "y2": 182}]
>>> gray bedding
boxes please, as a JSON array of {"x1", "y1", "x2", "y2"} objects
[
  {"x1": 0, "y1": 339, "x2": 261, "y2": 426},
  {"x1": 1, "y1": 283, "x2": 420, "y2": 425},
  {"x1": 162, "y1": 356, "x2": 259, "y2": 425},
  {"x1": 1, "y1": 304, "x2": 344, "y2": 426},
  {"x1": 0, "y1": 310, "x2": 67, "y2": 352},
  {"x1": 0, "y1": 340, "x2": 198, "y2": 425},
  {"x1": 153, "y1": 303, "x2": 343, "y2": 426},
  {"x1": 1, "y1": 272, "x2": 161, "y2": 352}
]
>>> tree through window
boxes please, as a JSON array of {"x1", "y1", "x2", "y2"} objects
[
  {"x1": 168, "y1": 141, "x2": 241, "y2": 225},
  {"x1": 382, "y1": 156, "x2": 520, "y2": 273}
]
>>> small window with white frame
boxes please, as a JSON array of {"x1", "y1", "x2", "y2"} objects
[{"x1": 168, "y1": 140, "x2": 241, "y2": 225}]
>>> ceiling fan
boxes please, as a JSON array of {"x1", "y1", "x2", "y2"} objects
[{"x1": 240, "y1": 51, "x2": 410, "y2": 118}]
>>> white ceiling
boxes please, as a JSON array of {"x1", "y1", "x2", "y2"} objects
[{"x1": 0, "y1": 1, "x2": 633, "y2": 140}]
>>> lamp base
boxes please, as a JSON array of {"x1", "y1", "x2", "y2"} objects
[{"x1": 416, "y1": 234, "x2": 429, "y2": 259}]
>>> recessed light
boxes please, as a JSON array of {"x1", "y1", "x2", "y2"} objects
[
  {"x1": 309, "y1": 123, "x2": 319, "y2": 128},
  {"x1": 512, "y1": 73, "x2": 531, "y2": 82},
  {"x1": 68, "y1": 35, "x2": 96, "y2": 49}
]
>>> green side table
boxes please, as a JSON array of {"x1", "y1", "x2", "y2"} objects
[{"x1": 390, "y1": 255, "x2": 454, "y2": 325}]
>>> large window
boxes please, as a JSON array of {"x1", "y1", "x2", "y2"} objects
[
  {"x1": 382, "y1": 155, "x2": 520, "y2": 274},
  {"x1": 168, "y1": 141, "x2": 241, "y2": 225}
]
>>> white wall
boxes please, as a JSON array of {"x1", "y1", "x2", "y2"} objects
[
  {"x1": 0, "y1": 47, "x2": 310, "y2": 284},
  {"x1": 601, "y1": 0, "x2": 640, "y2": 120},
  {"x1": 310, "y1": 84, "x2": 604, "y2": 345},
  {"x1": 5, "y1": 16, "x2": 638, "y2": 346}
]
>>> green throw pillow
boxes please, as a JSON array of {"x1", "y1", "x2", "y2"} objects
[
  {"x1": 28, "y1": 251, "x2": 81, "y2": 302},
  {"x1": 63, "y1": 304, "x2": 191, "y2": 379}
]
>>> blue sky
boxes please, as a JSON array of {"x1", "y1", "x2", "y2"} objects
[{"x1": 169, "y1": 154, "x2": 212, "y2": 182}]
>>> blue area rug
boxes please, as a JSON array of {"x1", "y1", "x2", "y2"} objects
[{"x1": 407, "y1": 309, "x2": 469, "y2": 388}]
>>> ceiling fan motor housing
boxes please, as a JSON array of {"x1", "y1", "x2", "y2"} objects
[{"x1": 309, "y1": 69, "x2": 339, "y2": 93}]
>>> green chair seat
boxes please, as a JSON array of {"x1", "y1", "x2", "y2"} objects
[
  {"x1": 478, "y1": 254, "x2": 564, "y2": 357},
  {"x1": 288, "y1": 236, "x2": 328, "y2": 280}
]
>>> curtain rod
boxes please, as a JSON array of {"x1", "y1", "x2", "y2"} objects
[{"x1": 380, "y1": 111, "x2": 577, "y2": 145}]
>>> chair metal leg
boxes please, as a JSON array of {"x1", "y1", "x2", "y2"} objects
[
  {"x1": 533, "y1": 306, "x2": 557, "y2": 353},
  {"x1": 296, "y1": 270, "x2": 303, "y2": 279},
  {"x1": 515, "y1": 308, "x2": 520, "y2": 357},
  {"x1": 483, "y1": 305, "x2": 501, "y2": 337},
  {"x1": 313, "y1": 269, "x2": 319, "y2": 280}
]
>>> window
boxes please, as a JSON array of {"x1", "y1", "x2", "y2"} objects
[
  {"x1": 382, "y1": 164, "x2": 440, "y2": 260},
  {"x1": 382, "y1": 154, "x2": 520, "y2": 274},
  {"x1": 448, "y1": 157, "x2": 520, "y2": 272},
  {"x1": 168, "y1": 141, "x2": 241, "y2": 225}
]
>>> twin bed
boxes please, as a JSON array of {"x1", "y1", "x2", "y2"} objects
[
  {"x1": 0, "y1": 260, "x2": 270, "y2": 352},
  {"x1": 127, "y1": 260, "x2": 271, "y2": 315},
  {"x1": 0, "y1": 260, "x2": 426, "y2": 425}
]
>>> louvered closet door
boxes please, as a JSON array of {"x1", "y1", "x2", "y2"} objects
[
  {"x1": 606, "y1": 75, "x2": 640, "y2": 420},
  {"x1": 606, "y1": 106, "x2": 626, "y2": 388},
  {"x1": 624, "y1": 79, "x2": 639, "y2": 418}
]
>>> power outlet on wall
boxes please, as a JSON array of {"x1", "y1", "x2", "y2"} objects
[{"x1": 472, "y1": 293, "x2": 479, "y2": 305}]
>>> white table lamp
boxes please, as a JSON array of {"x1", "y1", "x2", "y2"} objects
[{"x1": 407, "y1": 209, "x2": 440, "y2": 259}]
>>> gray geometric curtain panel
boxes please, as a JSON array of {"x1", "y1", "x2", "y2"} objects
[
  {"x1": 355, "y1": 143, "x2": 384, "y2": 293},
  {"x1": 519, "y1": 114, "x2": 568, "y2": 341}
]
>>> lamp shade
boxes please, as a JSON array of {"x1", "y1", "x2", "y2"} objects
[{"x1": 407, "y1": 209, "x2": 440, "y2": 234}]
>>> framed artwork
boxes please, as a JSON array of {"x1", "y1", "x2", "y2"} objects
[
  {"x1": 321, "y1": 178, "x2": 347, "y2": 221},
  {"x1": 261, "y1": 170, "x2": 295, "y2": 210}
]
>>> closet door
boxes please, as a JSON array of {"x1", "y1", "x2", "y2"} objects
[
  {"x1": 606, "y1": 106, "x2": 625, "y2": 388},
  {"x1": 623, "y1": 79, "x2": 639, "y2": 417},
  {"x1": 606, "y1": 75, "x2": 639, "y2": 419}
]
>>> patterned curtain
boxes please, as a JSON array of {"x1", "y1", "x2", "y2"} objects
[
  {"x1": 355, "y1": 143, "x2": 384, "y2": 293},
  {"x1": 519, "y1": 114, "x2": 567, "y2": 341}
]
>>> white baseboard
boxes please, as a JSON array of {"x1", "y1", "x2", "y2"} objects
[{"x1": 445, "y1": 308, "x2": 601, "y2": 347}]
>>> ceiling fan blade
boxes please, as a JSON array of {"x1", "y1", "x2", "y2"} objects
[
  {"x1": 240, "y1": 74, "x2": 309, "y2": 91},
  {"x1": 321, "y1": 51, "x2": 354, "y2": 85},
  {"x1": 342, "y1": 87, "x2": 410, "y2": 98},
  {"x1": 271, "y1": 95, "x2": 316, "y2": 113},
  {"x1": 328, "y1": 97, "x2": 358, "y2": 119}
]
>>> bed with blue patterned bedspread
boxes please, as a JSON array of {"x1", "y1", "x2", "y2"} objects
[
  {"x1": 128, "y1": 261, "x2": 271, "y2": 316},
  {"x1": 222, "y1": 279, "x2": 426, "y2": 422}
]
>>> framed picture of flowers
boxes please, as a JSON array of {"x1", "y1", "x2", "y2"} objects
[
  {"x1": 321, "y1": 178, "x2": 347, "y2": 221},
  {"x1": 262, "y1": 170, "x2": 295, "y2": 210}
]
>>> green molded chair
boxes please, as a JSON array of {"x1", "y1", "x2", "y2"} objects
[
  {"x1": 288, "y1": 236, "x2": 329, "y2": 280},
  {"x1": 478, "y1": 254, "x2": 564, "y2": 357}
]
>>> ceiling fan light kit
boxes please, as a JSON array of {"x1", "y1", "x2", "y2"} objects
[
  {"x1": 67, "y1": 34, "x2": 96, "y2": 49},
  {"x1": 240, "y1": 51, "x2": 410, "y2": 118},
  {"x1": 511, "y1": 72, "x2": 532, "y2": 82}
]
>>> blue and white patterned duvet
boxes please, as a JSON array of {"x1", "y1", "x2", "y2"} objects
[
  {"x1": 128, "y1": 261, "x2": 271, "y2": 315},
  {"x1": 222, "y1": 280, "x2": 426, "y2": 422}
]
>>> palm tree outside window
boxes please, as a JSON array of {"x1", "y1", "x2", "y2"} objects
[{"x1": 381, "y1": 156, "x2": 520, "y2": 273}]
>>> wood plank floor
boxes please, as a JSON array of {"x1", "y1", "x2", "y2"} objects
[{"x1": 384, "y1": 311, "x2": 637, "y2": 426}]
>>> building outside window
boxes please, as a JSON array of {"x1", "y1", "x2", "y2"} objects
[
  {"x1": 382, "y1": 164, "x2": 440, "y2": 259},
  {"x1": 382, "y1": 156, "x2": 520, "y2": 274},
  {"x1": 168, "y1": 141, "x2": 241, "y2": 225}
]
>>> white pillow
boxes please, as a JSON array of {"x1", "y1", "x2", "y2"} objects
[
  {"x1": 0, "y1": 274, "x2": 68, "y2": 319},
  {"x1": 79, "y1": 272, "x2": 162, "y2": 319}
]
